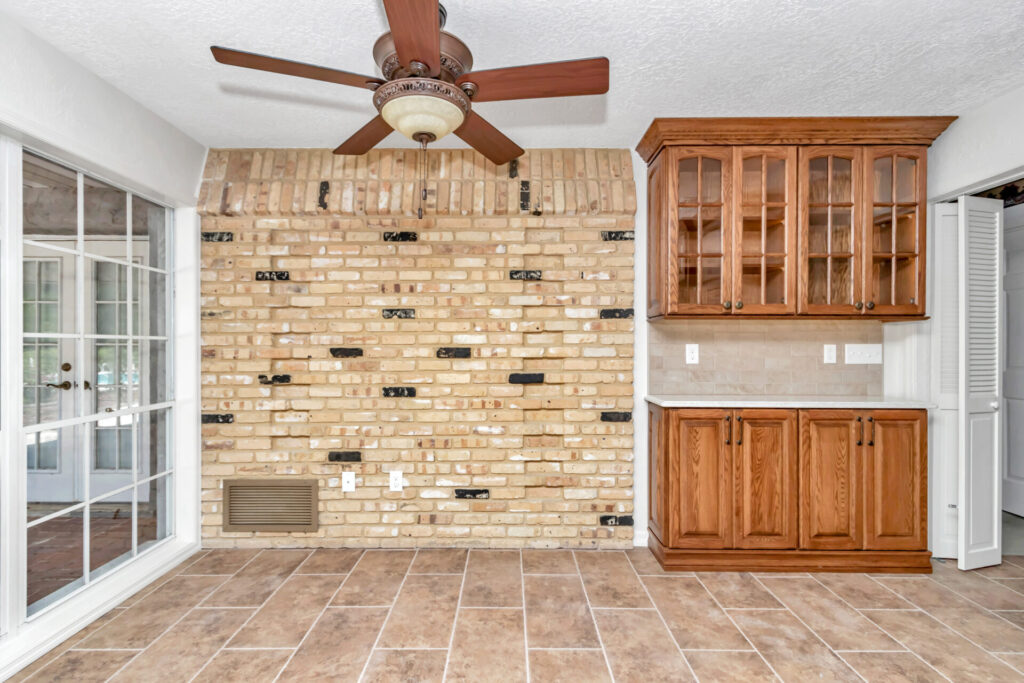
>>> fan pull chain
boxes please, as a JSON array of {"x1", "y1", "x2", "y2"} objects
[{"x1": 417, "y1": 137, "x2": 428, "y2": 220}]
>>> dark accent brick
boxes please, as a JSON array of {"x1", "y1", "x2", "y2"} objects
[
  {"x1": 382, "y1": 231, "x2": 418, "y2": 242},
  {"x1": 519, "y1": 180, "x2": 531, "y2": 211},
  {"x1": 201, "y1": 414, "x2": 234, "y2": 424},
  {"x1": 600, "y1": 308, "x2": 635, "y2": 319},
  {"x1": 510, "y1": 270, "x2": 542, "y2": 281},
  {"x1": 330, "y1": 347, "x2": 364, "y2": 358},
  {"x1": 509, "y1": 373, "x2": 544, "y2": 384},
  {"x1": 382, "y1": 308, "x2": 415, "y2": 319},
  {"x1": 318, "y1": 181, "x2": 329, "y2": 210},
  {"x1": 328, "y1": 451, "x2": 362, "y2": 463},
  {"x1": 383, "y1": 386, "x2": 416, "y2": 397},
  {"x1": 436, "y1": 347, "x2": 471, "y2": 359},
  {"x1": 455, "y1": 489, "x2": 490, "y2": 499},
  {"x1": 600, "y1": 411, "x2": 632, "y2": 423},
  {"x1": 201, "y1": 231, "x2": 233, "y2": 242},
  {"x1": 601, "y1": 230, "x2": 635, "y2": 241},
  {"x1": 508, "y1": 158, "x2": 519, "y2": 178},
  {"x1": 258, "y1": 374, "x2": 292, "y2": 385},
  {"x1": 255, "y1": 271, "x2": 290, "y2": 281},
  {"x1": 599, "y1": 515, "x2": 634, "y2": 527}
]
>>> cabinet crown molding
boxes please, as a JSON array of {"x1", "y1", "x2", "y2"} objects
[{"x1": 636, "y1": 116, "x2": 957, "y2": 163}]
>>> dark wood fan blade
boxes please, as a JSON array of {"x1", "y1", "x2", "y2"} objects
[
  {"x1": 457, "y1": 57, "x2": 609, "y2": 102},
  {"x1": 211, "y1": 46, "x2": 384, "y2": 90},
  {"x1": 333, "y1": 116, "x2": 394, "y2": 155},
  {"x1": 454, "y1": 111, "x2": 524, "y2": 165},
  {"x1": 382, "y1": 0, "x2": 441, "y2": 76}
]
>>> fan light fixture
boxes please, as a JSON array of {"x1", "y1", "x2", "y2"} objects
[{"x1": 374, "y1": 78, "x2": 470, "y2": 143}]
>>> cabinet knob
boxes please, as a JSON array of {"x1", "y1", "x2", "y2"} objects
[
  {"x1": 735, "y1": 300, "x2": 743, "y2": 310},
  {"x1": 723, "y1": 301, "x2": 732, "y2": 310},
  {"x1": 866, "y1": 301, "x2": 875, "y2": 310},
  {"x1": 855, "y1": 301, "x2": 863, "y2": 310}
]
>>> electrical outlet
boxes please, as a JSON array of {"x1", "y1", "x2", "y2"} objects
[
  {"x1": 823, "y1": 344, "x2": 837, "y2": 364},
  {"x1": 389, "y1": 469, "x2": 403, "y2": 492},
  {"x1": 845, "y1": 343, "x2": 883, "y2": 365},
  {"x1": 685, "y1": 344, "x2": 699, "y2": 365},
  {"x1": 341, "y1": 471, "x2": 355, "y2": 492}
]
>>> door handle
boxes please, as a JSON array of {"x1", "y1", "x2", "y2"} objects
[
  {"x1": 991, "y1": 401, "x2": 1001, "y2": 411},
  {"x1": 725, "y1": 415, "x2": 732, "y2": 445},
  {"x1": 868, "y1": 417, "x2": 875, "y2": 446},
  {"x1": 45, "y1": 380, "x2": 72, "y2": 391},
  {"x1": 856, "y1": 416, "x2": 863, "y2": 446},
  {"x1": 736, "y1": 416, "x2": 743, "y2": 445}
]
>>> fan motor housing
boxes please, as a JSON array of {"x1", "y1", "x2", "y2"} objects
[{"x1": 372, "y1": 31, "x2": 473, "y2": 83}]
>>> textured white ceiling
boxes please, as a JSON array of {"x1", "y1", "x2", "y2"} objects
[{"x1": 2, "y1": 0, "x2": 1023, "y2": 152}]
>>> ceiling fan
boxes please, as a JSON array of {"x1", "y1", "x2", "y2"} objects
[{"x1": 211, "y1": 0, "x2": 609, "y2": 165}]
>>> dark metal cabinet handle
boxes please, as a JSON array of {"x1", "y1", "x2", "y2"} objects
[
  {"x1": 725, "y1": 415, "x2": 732, "y2": 445},
  {"x1": 856, "y1": 416, "x2": 863, "y2": 446},
  {"x1": 855, "y1": 301, "x2": 864, "y2": 310},
  {"x1": 866, "y1": 301, "x2": 875, "y2": 310},
  {"x1": 868, "y1": 417, "x2": 875, "y2": 446},
  {"x1": 736, "y1": 416, "x2": 743, "y2": 445},
  {"x1": 735, "y1": 300, "x2": 744, "y2": 310},
  {"x1": 723, "y1": 301, "x2": 732, "y2": 310},
  {"x1": 45, "y1": 380, "x2": 72, "y2": 391}
]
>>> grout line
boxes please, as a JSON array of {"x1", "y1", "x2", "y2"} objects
[
  {"x1": 441, "y1": 547, "x2": 472, "y2": 682},
  {"x1": 572, "y1": 551, "x2": 620, "y2": 683},
  {"x1": 187, "y1": 549, "x2": 315, "y2": 682},
  {"x1": 354, "y1": 549, "x2": 417, "y2": 683},
  {"x1": 270, "y1": 549, "x2": 367, "y2": 683},
  {"x1": 692, "y1": 574, "x2": 783, "y2": 683},
  {"x1": 623, "y1": 552, "x2": 699, "y2": 682}
]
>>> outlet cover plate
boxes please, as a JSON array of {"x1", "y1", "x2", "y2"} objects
[
  {"x1": 685, "y1": 344, "x2": 699, "y2": 365},
  {"x1": 824, "y1": 344, "x2": 837, "y2": 364},
  {"x1": 341, "y1": 471, "x2": 355, "y2": 492},
  {"x1": 845, "y1": 343, "x2": 883, "y2": 365},
  {"x1": 389, "y1": 469, "x2": 403, "y2": 492}
]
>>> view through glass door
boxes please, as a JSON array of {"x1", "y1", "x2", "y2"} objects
[{"x1": 21, "y1": 151, "x2": 174, "y2": 615}]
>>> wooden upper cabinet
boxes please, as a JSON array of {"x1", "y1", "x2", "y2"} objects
[
  {"x1": 638, "y1": 117, "x2": 954, "y2": 319},
  {"x1": 863, "y1": 410, "x2": 927, "y2": 550},
  {"x1": 799, "y1": 146, "x2": 864, "y2": 315},
  {"x1": 863, "y1": 147, "x2": 927, "y2": 316},
  {"x1": 733, "y1": 409, "x2": 798, "y2": 549},
  {"x1": 668, "y1": 409, "x2": 733, "y2": 548},
  {"x1": 799, "y1": 410, "x2": 862, "y2": 550}
]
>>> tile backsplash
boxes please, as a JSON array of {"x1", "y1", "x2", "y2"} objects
[{"x1": 649, "y1": 320, "x2": 884, "y2": 396}]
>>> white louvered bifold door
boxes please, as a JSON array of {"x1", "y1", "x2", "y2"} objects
[{"x1": 958, "y1": 196, "x2": 1004, "y2": 570}]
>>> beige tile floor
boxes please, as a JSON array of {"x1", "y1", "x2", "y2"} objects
[{"x1": 14, "y1": 548, "x2": 1024, "y2": 682}]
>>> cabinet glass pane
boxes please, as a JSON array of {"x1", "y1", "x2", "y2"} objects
[
  {"x1": 807, "y1": 258, "x2": 828, "y2": 305},
  {"x1": 741, "y1": 257, "x2": 762, "y2": 304},
  {"x1": 765, "y1": 158, "x2": 786, "y2": 203},
  {"x1": 832, "y1": 157, "x2": 853, "y2": 203},
  {"x1": 831, "y1": 257, "x2": 854, "y2": 305},
  {"x1": 701, "y1": 158, "x2": 722, "y2": 203},
  {"x1": 765, "y1": 256, "x2": 786, "y2": 304},
  {"x1": 678, "y1": 157, "x2": 698, "y2": 203},
  {"x1": 700, "y1": 258, "x2": 722, "y2": 305},
  {"x1": 896, "y1": 156, "x2": 917, "y2": 203},
  {"x1": 872, "y1": 207, "x2": 893, "y2": 254},
  {"x1": 873, "y1": 157, "x2": 893, "y2": 203},
  {"x1": 765, "y1": 206, "x2": 786, "y2": 253},
  {"x1": 742, "y1": 212, "x2": 762, "y2": 255},
  {"x1": 742, "y1": 156, "x2": 762, "y2": 204},
  {"x1": 808, "y1": 157, "x2": 829, "y2": 203},
  {"x1": 831, "y1": 208, "x2": 853, "y2": 253},
  {"x1": 872, "y1": 257, "x2": 893, "y2": 306},
  {"x1": 895, "y1": 256, "x2": 918, "y2": 305},
  {"x1": 678, "y1": 257, "x2": 697, "y2": 304},
  {"x1": 808, "y1": 207, "x2": 828, "y2": 253},
  {"x1": 678, "y1": 207, "x2": 698, "y2": 254},
  {"x1": 895, "y1": 207, "x2": 917, "y2": 253},
  {"x1": 701, "y1": 207, "x2": 722, "y2": 254}
]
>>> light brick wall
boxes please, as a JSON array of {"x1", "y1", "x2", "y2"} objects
[{"x1": 197, "y1": 148, "x2": 636, "y2": 549}]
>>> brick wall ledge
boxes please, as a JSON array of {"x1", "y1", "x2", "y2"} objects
[{"x1": 198, "y1": 148, "x2": 637, "y2": 217}]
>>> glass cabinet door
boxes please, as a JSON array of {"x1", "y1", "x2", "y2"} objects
[
  {"x1": 864, "y1": 146, "x2": 926, "y2": 315},
  {"x1": 799, "y1": 146, "x2": 863, "y2": 314},
  {"x1": 671, "y1": 147, "x2": 732, "y2": 313},
  {"x1": 732, "y1": 146, "x2": 797, "y2": 314}
]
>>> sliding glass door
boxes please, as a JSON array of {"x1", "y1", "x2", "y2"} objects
[{"x1": 19, "y1": 151, "x2": 174, "y2": 616}]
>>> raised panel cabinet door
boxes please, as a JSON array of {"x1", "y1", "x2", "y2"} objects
[
  {"x1": 669, "y1": 147, "x2": 734, "y2": 315},
  {"x1": 732, "y1": 146, "x2": 798, "y2": 314},
  {"x1": 862, "y1": 146, "x2": 927, "y2": 316},
  {"x1": 864, "y1": 410, "x2": 927, "y2": 550},
  {"x1": 798, "y1": 146, "x2": 865, "y2": 315},
  {"x1": 648, "y1": 404, "x2": 668, "y2": 543},
  {"x1": 799, "y1": 410, "x2": 863, "y2": 550},
  {"x1": 669, "y1": 409, "x2": 733, "y2": 548},
  {"x1": 733, "y1": 409, "x2": 798, "y2": 549},
  {"x1": 647, "y1": 153, "x2": 668, "y2": 317}
]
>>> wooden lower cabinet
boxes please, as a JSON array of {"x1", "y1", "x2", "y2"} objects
[{"x1": 649, "y1": 404, "x2": 930, "y2": 572}]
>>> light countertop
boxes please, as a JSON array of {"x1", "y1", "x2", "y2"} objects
[{"x1": 646, "y1": 395, "x2": 933, "y2": 409}]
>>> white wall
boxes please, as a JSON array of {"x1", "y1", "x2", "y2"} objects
[
  {"x1": 929, "y1": 82, "x2": 1024, "y2": 201},
  {"x1": 0, "y1": 14, "x2": 206, "y2": 206}
]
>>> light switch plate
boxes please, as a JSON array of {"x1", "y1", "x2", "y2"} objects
[
  {"x1": 823, "y1": 344, "x2": 837, "y2": 364},
  {"x1": 845, "y1": 343, "x2": 883, "y2": 365},
  {"x1": 341, "y1": 471, "x2": 355, "y2": 492},
  {"x1": 389, "y1": 469, "x2": 403, "y2": 492},
  {"x1": 685, "y1": 344, "x2": 699, "y2": 365}
]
